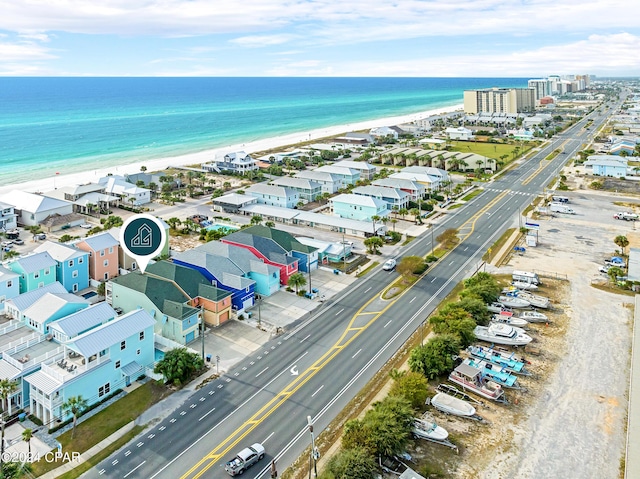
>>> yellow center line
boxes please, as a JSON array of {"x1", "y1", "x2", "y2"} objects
[{"x1": 521, "y1": 140, "x2": 569, "y2": 185}]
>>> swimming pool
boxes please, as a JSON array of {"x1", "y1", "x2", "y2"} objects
[
  {"x1": 154, "y1": 349, "x2": 166, "y2": 362},
  {"x1": 205, "y1": 223, "x2": 239, "y2": 233}
]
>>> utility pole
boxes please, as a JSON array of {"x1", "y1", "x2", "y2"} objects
[
  {"x1": 342, "y1": 232, "x2": 346, "y2": 272},
  {"x1": 307, "y1": 416, "x2": 319, "y2": 479},
  {"x1": 307, "y1": 257, "x2": 311, "y2": 295},
  {"x1": 216, "y1": 355, "x2": 220, "y2": 375},
  {"x1": 430, "y1": 224, "x2": 435, "y2": 257},
  {"x1": 200, "y1": 305, "x2": 205, "y2": 361}
]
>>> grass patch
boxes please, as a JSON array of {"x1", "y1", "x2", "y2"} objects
[
  {"x1": 591, "y1": 282, "x2": 637, "y2": 296},
  {"x1": 32, "y1": 381, "x2": 170, "y2": 476},
  {"x1": 447, "y1": 203, "x2": 463, "y2": 210},
  {"x1": 461, "y1": 189, "x2": 483, "y2": 202},
  {"x1": 56, "y1": 426, "x2": 145, "y2": 479},
  {"x1": 449, "y1": 140, "x2": 532, "y2": 159},
  {"x1": 401, "y1": 235, "x2": 415, "y2": 246},
  {"x1": 356, "y1": 262, "x2": 379, "y2": 277},
  {"x1": 382, "y1": 275, "x2": 419, "y2": 299},
  {"x1": 482, "y1": 227, "x2": 517, "y2": 263}
]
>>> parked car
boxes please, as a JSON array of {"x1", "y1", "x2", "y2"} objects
[
  {"x1": 605, "y1": 257, "x2": 626, "y2": 268},
  {"x1": 0, "y1": 241, "x2": 12, "y2": 248},
  {"x1": 12, "y1": 239, "x2": 24, "y2": 245},
  {"x1": 383, "y1": 259, "x2": 397, "y2": 271},
  {"x1": 79, "y1": 223, "x2": 92, "y2": 229},
  {"x1": 34, "y1": 233, "x2": 46, "y2": 240},
  {"x1": 225, "y1": 443, "x2": 265, "y2": 476},
  {"x1": 599, "y1": 265, "x2": 611, "y2": 274}
]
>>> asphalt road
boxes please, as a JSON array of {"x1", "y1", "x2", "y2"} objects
[{"x1": 86, "y1": 105, "x2": 614, "y2": 479}]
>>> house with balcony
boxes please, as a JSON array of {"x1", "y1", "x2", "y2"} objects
[
  {"x1": 98, "y1": 176, "x2": 151, "y2": 206},
  {"x1": 333, "y1": 160, "x2": 377, "y2": 181},
  {"x1": 107, "y1": 271, "x2": 202, "y2": 344},
  {"x1": 222, "y1": 229, "x2": 299, "y2": 285},
  {"x1": 44, "y1": 183, "x2": 120, "y2": 215},
  {"x1": 25, "y1": 308, "x2": 155, "y2": 427},
  {"x1": 0, "y1": 266, "x2": 19, "y2": 311},
  {"x1": 143, "y1": 261, "x2": 233, "y2": 327},
  {"x1": 22, "y1": 291, "x2": 89, "y2": 335},
  {"x1": 445, "y1": 127, "x2": 474, "y2": 141},
  {"x1": 330, "y1": 194, "x2": 389, "y2": 222},
  {"x1": 193, "y1": 242, "x2": 281, "y2": 297},
  {"x1": 294, "y1": 171, "x2": 344, "y2": 194},
  {"x1": 34, "y1": 241, "x2": 89, "y2": 293},
  {"x1": 6, "y1": 252, "x2": 58, "y2": 294},
  {"x1": 74, "y1": 232, "x2": 120, "y2": 281},
  {"x1": 172, "y1": 250, "x2": 256, "y2": 313},
  {"x1": 371, "y1": 177, "x2": 425, "y2": 202},
  {"x1": 236, "y1": 225, "x2": 318, "y2": 274},
  {"x1": 352, "y1": 185, "x2": 410, "y2": 211},
  {"x1": 245, "y1": 184, "x2": 299, "y2": 208},
  {"x1": 269, "y1": 177, "x2": 322, "y2": 203},
  {"x1": 370, "y1": 126, "x2": 399, "y2": 140},
  {"x1": 203, "y1": 151, "x2": 259, "y2": 175},
  {"x1": 0, "y1": 201, "x2": 18, "y2": 231},
  {"x1": 315, "y1": 165, "x2": 361, "y2": 186}
]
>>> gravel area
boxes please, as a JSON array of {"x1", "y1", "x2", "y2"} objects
[{"x1": 464, "y1": 190, "x2": 636, "y2": 479}]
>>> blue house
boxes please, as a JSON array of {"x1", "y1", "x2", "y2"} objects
[
  {"x1": 245, "y1": 184, "x2": 299, "y2": 208},
  {"x1": 4, "y1": 282, "x2": 68, "y2": 322},
  {"x1": 331, "y1": 194, "x2": 389, "y2": 222},
  {"x1": 0, "y1": 266, "x2": 20, "y2": 312},
  {"x1": 173, "y1": 249, "x2": 256, "y2": 313},
  {"x1": 585, "y1": 155, "x2": 628, "y2": 178},
  {"x1": 35, "y1": 241, "x2": 90, "y2": 293},
  {"x1": 7, "y1": 252, "x2": 58, "y2": 294},
  {"x1": 22, "y1": 291, "x2": 89, "y2": 335},
  {"x1": 25, "y1": 308, "x2": 155, "y2": 426}
]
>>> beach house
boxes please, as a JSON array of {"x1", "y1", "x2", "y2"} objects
[
  {"x1": 371, "y1": 177, "x2": 425, "y2": 202},
  {"x1": 314, "y1": 165, "x2": 361, "y2": 186},
  {"x1": 7, "y1": 252, "x2": 58, "y2": 294},
  {"x1": 25, "y1": 308, "x2": 155, "y2": 426},
  {"x1": 294, "y1": 171, "x2": 343, "y2": 194},
  {"x1": 369, "y1": 126, "x2": 399, "y2": 140},
  {"x1": 352, "y1": 185, "x2": 410, "y2": 211},
  {"x1": 204, "y1": 151, "x2": 259, "y2": 175},
  {"x1": 245, "y1": 184, "x2": 299, "y2": 208},
  {"x1": 333, "y1": 160, "x2": 377, "y2": 181},
  {"x1": 445, "y1": 127, "x2": 475, "y2": 141},
  {"x1": 74, "y1": 232, "x2": 121, "y2": 281},
  {"x1": 269, "y1": 177, "x2": 322, "y2": 203},
  {"x1": 3, "y1": 282, "x2": 69, "y2": 322},
  {"x1": 0, "y1": 191, "x2": 74, "y2": 228},
  {"x1": 585, "y1": 155, "x2": 629, "y2": 178},
  {"x1": 0, "y1": 266, "x2": 20, "y2": 311},
  {"x1": 44, "y1": 183, "x2": 120, "y2": 215},
  {"x1": 330, "y1": 194, "x2": 389, "y2": 222},
  {"x1": 34, "y1": 241, "x2": 90, "y2": 293},
  {"x1": 222, "y1": 228, "x2": 300, "y2": 285},
  {"x1": 0, "y1": 201, "x2": 18, "y2": 231},
  {"x1": 107, "y1": 271, "x2": 202, "y2": 345},
  {"x1": 22, "y1": 291, "x2": 89, "y2": 335},
  {"x1": 98, "y1": 176, "x2": 151, "y2": 206}
]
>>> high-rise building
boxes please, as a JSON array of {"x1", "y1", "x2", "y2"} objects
[
  {"x1": 463, "y1": 87, "x2": 536, "y2": 114},
  {"x1": 528, "y1": 79, "x2": 548, "y2": 101}
]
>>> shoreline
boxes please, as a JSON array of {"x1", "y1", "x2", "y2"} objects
[{"x1": 0, "y1": 103, "x2": 463, "y2": 197}]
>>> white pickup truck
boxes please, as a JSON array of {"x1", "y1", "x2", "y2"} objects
[
  {"x1": 225, "y1": 443, "x2": 265, "y2": 476},
  {"x1": 613, "y1": 212, "x2": 639, "y2": 221}
]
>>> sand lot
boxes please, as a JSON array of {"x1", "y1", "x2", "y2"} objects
[{"x1": 453, "y1": 191, "x2": 637, "y2": 479}]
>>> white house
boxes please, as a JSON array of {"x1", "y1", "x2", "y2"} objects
[
  {"x1": 444, "y1": 127, "x2": 474, "y2": 141},
  {"x1": 245, "y1": 184, "x2": 300, "y2": 208},
  {"x1": 333, "y1": 160, "x2": 377, "y2": 180},
  {"x1": 0, "y1": 201, "x2": 18, "y2": 231},
  {"x1": 294, "y1": 171, "x2": 344, "y2": 194},
  {"x1": 98, "y1": 176, "x2": 151, "y2": 206},
  {"x1": 369, "y1": 126, "x2": 399, "y2": 139},
  {"x1": 204, "y1": 151, "x2": 259, "y2": 175},
  {"x1": 0, "y1": 191, "x2": 73, "y2": 227}
]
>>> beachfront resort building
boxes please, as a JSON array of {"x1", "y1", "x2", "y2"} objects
[
  {"x1": 463, "y1": 87, "x2": 536, "y2": 114},
  {"x1": 203, "y1": 151, "x2": 259, "y2": 175},
  {"x1": 245, "y1": 184, "x2": 300, "y2": 208},
  {"x1": 330, "y1": 194, "x2": 389, "y2": 222}
]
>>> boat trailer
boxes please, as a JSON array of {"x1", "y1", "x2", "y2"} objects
[{"x1": 425, "y1": 395, "x2": 488, "y2": 423}]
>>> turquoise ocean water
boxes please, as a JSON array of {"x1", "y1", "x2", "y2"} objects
[{"x1": 0, "y1": 77, "x2": 527, "y2": 186}]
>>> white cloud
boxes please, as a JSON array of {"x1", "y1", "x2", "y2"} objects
[
  {"x1": 0, "y1": 41, "x2": 56, "y2": 61},
  {"x1": 229, "y1": 34, "x2": 296, "y2": 47}
]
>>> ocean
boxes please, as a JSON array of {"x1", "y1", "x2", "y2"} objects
[{"x1": 0, "y1": 77, "x2": 527, "y2": 186}]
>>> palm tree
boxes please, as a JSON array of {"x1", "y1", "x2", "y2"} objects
[
  {"x1": 140, "y1": 165, "x2": 147, "y2": 173},
  {"x1": 250, "y1": 215, "x2": 263, "y2": 225},
  {"x1": 62, "y1": 396, "x2": 88, "y2": 438},
  {"x1": 398, "y1": 208, "x2": 408, "y2": 220},
  {"x1": 371, "y1": 215, "x2": 381, "y2": 235},
  {"x1": 167, "y1": 217, "x2": 181, "y2": 231},
  {"x1": 614, "y1": 235, "x2": 629, "y2": 256},
  {"x1": 0, "y1": 379, "x2": 17, "y2": 476},
  {"x1": 409, "y1": 208, "x2": 422, "y2": 224},
  {"x1": 287, "y1": 272, "x2": 307, "y2": 294},
  {"x1": 22, "y1": 428, "x2": 32, "y2": 456}
]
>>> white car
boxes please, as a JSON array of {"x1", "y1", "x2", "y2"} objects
[
  {"x1": 383, "y1": 259, "x2": 397, "y2": 271},
  {"x1": 225, "y1": 443, "x2": 265, "y2": 476},
  {"x1": 80, "y1": 223, "x2": 92, "y2": 229},
  {"x1": 599, "y1": 265, "x2": 611, "y2": 274}
]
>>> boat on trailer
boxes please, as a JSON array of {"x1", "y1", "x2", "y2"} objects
[
  {"x1": 448, "y1": 362, "x2": 508, "y2": 404},
  {"x1": 498, "y1": 295, "x2": 531, "y2": 309},
  {"x1": 487, "y1": 302, "x2": 513, "y2": 314},
  {"x1": 508, "y1": 290, "x2": 550, "y2": 309},
  {"x1": 491, "y1": 312, "x2": 529, "y2": 327},
  {"x1": 467, "y1": 345, "x2": 532, "y2": 376},
  {"x1": 412, "y1": 417, "x2": 459, "y2": 451},
  {"x1": 517, "y1": 310, "x2": 550, "y2": 323},
  {"x1": 474, "y1": 323, "x2": 533, "y2": 347},
  {"x1": 428, "y1": 392, "x2": 486, "y2": 422},
  {"x1": 463, "y1": 358, "x2": 523, "y2": 389},
  {"x1": 511, "y1": 281, "x2": 538, "y2": 291}
]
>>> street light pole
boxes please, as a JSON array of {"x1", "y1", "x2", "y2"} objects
[
  {"x1": 430, "y1": 224, "x2": 435, "y2": 257},
  {"x1": 342, "y1": 232, "x2": 346, "y2": 272},
  {"x1": 307, "y1": 416, "x2": 319, "y2": 479},
  {"x1": 200, "y1": 305, "x2": 205, "y2": 361}
]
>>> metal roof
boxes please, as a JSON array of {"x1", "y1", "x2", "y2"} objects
[
  {"x1": 121, "y1": 360, "x2": 142, "y2": 377},
  {"x1": 48, "y1": 302, "x2": 116, "y2": 338},
  {"x1": 9, "y1": 251, "x2": 57, "y2": 273},
  {"x1": 0, "y1": 265, "x2": 19, "y2": 282},
  {"x1": 455, "y1": 362, "x2": 481, "y2": 378},
  {"x1": 212, "y1": 193, "x2": 257, "y2": 206},
  {"x1": 246, "y1": 184, "x2": 298, "y2": 198},
  {"x1": 331, "y1": 193, "x2": 388, "y2": 209},
  {"x1": 77, "y1": 231, "x2": 120, "y2": 251},
  {"x1": 24, "y1": 293, "x2": 88, "y2": 324},
  {"x1": 0, "y1": 190, "x2": 71, "y2": 214},
  {"x1": 196, "y1": 241, "x2": 280, "y2": 277},
  {"x1": 24, "y1": 370, "x2": 62, "y2": 395},
  {"x1": 333, "y1": 160, "x2": 376, "y2": 171},
  {"x1": 67, "y1": 309, "x2": 155, "y2": 358},
  {"x1": 35, "y1": 241, "x2": 88, "y2": 262},
  {"x1": 7, "y1": 282, "x2": 67, "y2": 311},
  {"x1": 269, "y1": 177, "x2": 322, "y2": 190},
  {"x1": 0, "y1": 359, "x2": 21, "y2": 381},
  {"x1": 371, "y1": 177, "x2": 424, "y2": 191},
  {"x1": 352, "y1": 185, "x2": 409, "y2": 200}
]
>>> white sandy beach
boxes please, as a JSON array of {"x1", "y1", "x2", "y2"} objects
[{"x1": 0, "y1": 103, "x2": 462, "y2": 197}]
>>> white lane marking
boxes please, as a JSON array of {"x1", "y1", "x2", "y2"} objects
[
  {"x1": 208, "y1": 391, "x2": 214, "y2": 395},
  {"x1": 256, "y1": 367, "x2": 269, "y2": 377},
  {"x1": 148, "y1": 433, "x2": 155, "y2": 439},
  {"x1": 263, "y1": 432, "x2": 275, "y2": 444},
  {"x1": 190, "y1": 404, "x2": 197, "y2": 409},
  {"x1": 149, "y1": 350, "x2": 310, "y2": 479},
  {"x1": 464, "y1": 247, "x2": 468, "y2": 252},
  {"x1": 234, "y1": 372, "x2": 239, "y2": 377},
  {"x1": 225, "y1": 378, "x2": 231, "y2": 382},
  {"x1": 99, "y1": 469, "x2": 105, "y2": 475},
  {"x1": 364, "y1": 287, "x2": 372, "y2": 293},
  {"x1": 311, "y1": 385, "x2": 325, "y2": 398},
  {"x1": 180, "y1": 411, "x2": 186, "y2": 416},
  {"x1": 123, "y1": 461, "x2": 146, "y2": 478},
  {"x1": 300, "y1": 334, "x2": 311, "y2": 343},
  {"x1": 242, "y1": 367, "x2": 247, "y2": 371},
  {"x1": 335, "y1": 308, "x2": 344, "y2": 316},
  {"x1": 159, "y1": 426, "x2": 166, "y2": 431},
  {"x1": 409, "y1": 296, "x2": 416, "y2": 303},
  {"x1": 124, "y1": 450, "x2": 131, "y2": 456},
  {"x1": 383, "y1": 320, "x2": 392, "y2": 328},
  {"x1": 352, "y1": 349, "x2": 362, "y2": 359},
  {"x1": 217, "y1": 384, "x2": 223, "y2": 389},
  {"x1": 136, "y1": 442, "x2": 144, "y2": 447},
  {"x1": 112, "y1": 459, "x2": 118, "y2": 465},
  {"x1": 250, "y1": 361, "x2": 255, "y2": 365},
  {"x1": 199, "y1": 397, "x2": 206, "y2": 402},
  {"x1": 431, "y1": 277, "x2": 437, "y2": 283},
  {"x1": 199, "y1": 407, "x2": 216, "y2": 422},
  {"x1": 448, "y1": 260, "x2": 454, "y2": 266},
  {"x1": 170, "y1": 418, "x2": 176, "y2": 423}
]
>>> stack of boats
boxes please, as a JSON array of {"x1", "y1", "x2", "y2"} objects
[
  {"x1": 462, "y1": 358, "x2": 523, "y2": 390},
  {"x1": 491, "y1": 311, "x2": 529, "y2": 327},
  {"x1": 502, "y1": 288, "x2": 551, "y2": 309},
  {"x1": 467, "y1": 345, "x2": 532, "y2": 376}
]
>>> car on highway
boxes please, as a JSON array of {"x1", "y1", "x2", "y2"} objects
[
  {"x1": 382, "y1": 259, "x2": 397, "y2": 271},
  {"x1": 225, "y1": 443, "x2": 265, "y2": 476}
]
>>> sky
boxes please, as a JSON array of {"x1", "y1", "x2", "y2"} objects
[{"x1": 0, "y1": 0, "x2": 639, "y2": 77}]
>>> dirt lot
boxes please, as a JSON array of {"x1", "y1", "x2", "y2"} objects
[{"x1": 405, "y1": 188, "x2": 637, "y2": 479}]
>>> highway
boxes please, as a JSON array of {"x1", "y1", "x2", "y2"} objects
[{"x1": 87, "y1": 106, "x2": 612, "y2": 479}]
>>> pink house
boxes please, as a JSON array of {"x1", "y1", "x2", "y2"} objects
[{"x1": 75, "y1": 232, "x2": 120, "y2": 281}]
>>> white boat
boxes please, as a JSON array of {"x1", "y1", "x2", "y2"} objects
[
  {"x1": 513, "y1": 291, "x2": 550, "y2": 309},
  {"x1": 412, "y1": 417, "x2": 449, "y2": 442},
  {"x1": 498, "y1": 295, "x2": 530, "y2": 309},
  {"x1": 517, "y1": 310, "x2": 550, "y2": 323},
  {"x1": 474, "y1": 323, "x2": 533, "y2": 346},
  {"x1": 430, "y1": 392, "x2": 477, "y2": 418},
  {"x1": 491, "y1": 314, "x2": 529, "y2": 327},
  {"x1": 511, "y1": 281, "x2": 538, "y2": 291},
  {"x1": 487, "y1": 302, "x2": 512, "y2": 314}
]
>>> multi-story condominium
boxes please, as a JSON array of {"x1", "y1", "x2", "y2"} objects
[
  {"x1": 463, "y1": 87, "x2": 535, "y2": 114},
  {"x1": 34, "y1": 241, "x2": 90, "y2": 293},
  {"x1": 74, "y1": 232, "x2": 120, "y2": 281},
  {"x1": 528, "y1": 79, "x2": 549, "y2": 101}
]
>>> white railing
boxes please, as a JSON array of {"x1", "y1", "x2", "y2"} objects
[
  {"x1": 0, "y1": 330, "x2": 40, "y2": 355},
  {"x1": 0, "y1": 320, "x2": 22, "y2": 336},
  {"x1": 154, "y1": 334, "x2": 198, "y2": 355},
  {"x1": 40, "y1": 363, "x2": 66, "y2": 383}
]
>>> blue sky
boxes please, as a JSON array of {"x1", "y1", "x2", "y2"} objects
[{"x1": 0, "y1": 0, "x2": 639, "y2": 77}]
